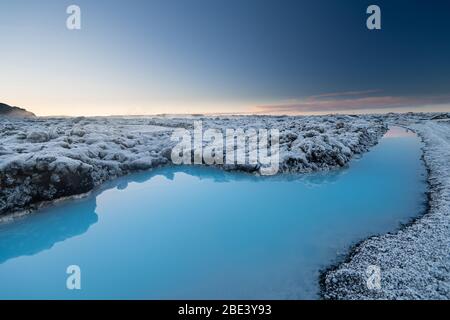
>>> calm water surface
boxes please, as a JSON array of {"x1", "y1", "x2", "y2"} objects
[{"x1": 0, "y1": 127, "x2": 427, "y2": 299}]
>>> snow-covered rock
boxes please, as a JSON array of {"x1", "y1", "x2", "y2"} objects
[
  {"x1": 322, "y1": 116, "x2": 450, "y2": 300},
  {"x1": 0, "y1": 115, "x2": 386, "y2": 215}
]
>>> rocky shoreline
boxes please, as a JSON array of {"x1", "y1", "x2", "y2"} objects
[
  {"x1": 0, "y1": 115, "x2": 386, "y2": 216},
  {"x1": 321, "y1": 118, "x2": 450, "y2": 300}
]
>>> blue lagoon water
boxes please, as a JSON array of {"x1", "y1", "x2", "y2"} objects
[{"x1": 0, "y1": 127, "x2": 427, "y2": 299}]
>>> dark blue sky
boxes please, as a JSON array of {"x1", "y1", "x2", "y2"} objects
[{"x1": 1, "y1": 0, "x2": 449, "y2": 115}]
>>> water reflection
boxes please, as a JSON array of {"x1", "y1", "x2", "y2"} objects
[
  {"x1": 383, "y1": 126, "x2": 416, "y2": 138},
  {"x1": 111, "y1": 164, "x2": 346, "y2": 188},
  {"x1": 0, "y1": 165, "x2": 345, "y2": 265},
  {"x1": 0, "y1": 199, "x2": 98, "y2": 264}
]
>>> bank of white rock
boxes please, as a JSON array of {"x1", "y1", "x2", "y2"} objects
[
  {"x1": 322, "y1": 117, "x2": 450, "y2": 300},
  {"x1": 0, "y1": 115, "x2": 386, "y2": 215}
]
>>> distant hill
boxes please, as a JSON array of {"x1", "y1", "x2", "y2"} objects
[{"x1": 0, "y1": 103, "x2": 36, "y2": 118}]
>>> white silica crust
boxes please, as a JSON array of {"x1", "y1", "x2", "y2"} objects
[
  {"x1": 322, "y1": 116, "x2": 450, "y2": 300},
  {"x1": 0, "y1": 115, "x2": 386, "y2": 215}
]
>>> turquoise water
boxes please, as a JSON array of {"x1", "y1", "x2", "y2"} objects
[{"x1": 0, "y1": 127, "x2": 427, "y2": 299}]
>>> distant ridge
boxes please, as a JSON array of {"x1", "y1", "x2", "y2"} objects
[{"x1": 0, "y1": 102, "x2": 36, "y2": 118}]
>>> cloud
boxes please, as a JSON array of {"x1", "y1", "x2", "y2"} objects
[
  {"x1": 255, "y1": 91, "x2": 450, "y2": 114},
  {"x1": 307, "y1": 90, "x2": 382, "y2": 100}
]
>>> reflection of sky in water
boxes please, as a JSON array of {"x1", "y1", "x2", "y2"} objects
[
  {"x1": 383, "y1": 126, "x2": 417, "y2": 138},
  {"x1": 0, "y1": 127, "x2": 427, "y2": 299}
]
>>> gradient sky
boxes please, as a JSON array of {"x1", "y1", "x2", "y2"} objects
[{"x1": 1, "y1": 0, "x2": 450, "y2": 116}]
